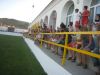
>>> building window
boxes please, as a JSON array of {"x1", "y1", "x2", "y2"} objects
[
  {"x1": 91, "y1": 0, "x2": 100, "y2": 6},
  {"x1": 90, "y1": 0, "x2": 100, "y2": 23},
  {"x1": 90, "y1": 7, "x2": 94, "y2": 23},
  {"x1": 96, "y1": 6, "x2": 100, "y2": 14},
  {"x1": 66, "y1": 4, "x2": 74, "y2": 26}
]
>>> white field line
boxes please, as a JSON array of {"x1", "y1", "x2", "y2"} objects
[{"x1": 0, "y1": 31, "x2": 23, "y2": 36}]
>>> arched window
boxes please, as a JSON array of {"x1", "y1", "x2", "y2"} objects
[
  {"x1": 67, "y1": 4, "x2": 74, "y2": 15},
  {"x1": 66, "y1": 4, "x2": 74, "y2": 26},
  {"x1": 49, "y1": 11, "x2": 57, "y2": 30},
  {"x1": 90, "y1": 0, "x2": 100, "y2": 23},
  {"x1": 40, "y1": 19, "x2": 43, "y2": 27},
  {"x1": 44, "y1": 16, "x2": 48, "y2": 26}
]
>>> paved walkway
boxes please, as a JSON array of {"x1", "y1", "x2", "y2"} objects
[
  {"x1": 24, "y1": 38, "x2": 72, "y2": 75},
  {"x1": 40, "y1": 47, "x2": 95, "y2": 75}
]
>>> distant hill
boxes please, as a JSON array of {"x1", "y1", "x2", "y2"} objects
[{"x1": 0, "y1": 18, "x2": 29, "y2": 29}]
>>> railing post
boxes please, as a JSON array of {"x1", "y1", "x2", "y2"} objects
[
  {"x1": 61, "y1": 34, "x2": 68, "y2": 65},
  {"x1": 40, "y1": 34, "x2": 43, "y2": 48},
  {"x1": 33, "y1": 33, "x2": 36, "y2": 41}
]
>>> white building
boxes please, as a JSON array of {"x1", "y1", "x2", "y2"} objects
[
  {"x1": 29, "y1": 0, "x2": 100, "y2": 29},
  {"x1": 29, "y1": 0, "x2": 100, "y2": 73}
]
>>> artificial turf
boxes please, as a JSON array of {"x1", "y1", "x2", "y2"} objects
[{"x1": 0, "y1": 35, "x2": 47, "y2": 75}]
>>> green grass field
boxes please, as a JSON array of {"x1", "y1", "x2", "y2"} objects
[{"x1": 0, "y1": 35, "x2": 47, "y2": 75}]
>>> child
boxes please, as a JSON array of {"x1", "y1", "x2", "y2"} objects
[{"x1": 68, "y1": 22, "x2": 73, "y2": 32}]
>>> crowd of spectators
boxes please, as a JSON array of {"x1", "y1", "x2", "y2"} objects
[{"x1": 30, "y1": 6, "x2": 100, "y2": 74}]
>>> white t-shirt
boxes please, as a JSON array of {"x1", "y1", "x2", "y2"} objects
[
  {"x1": 73, "y1": 12, "x2": 81, "y2": 31},
  {"x1": 73, "y1": 12, "x2": 81, "y2": 22}
]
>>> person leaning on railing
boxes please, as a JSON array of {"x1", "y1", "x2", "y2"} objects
[
  {"x1": 57, "y1": 23, "x2": 66, "y2": 57},
  {"x1": 67, "y1": 22, "x2": 75, "y2": 61}
]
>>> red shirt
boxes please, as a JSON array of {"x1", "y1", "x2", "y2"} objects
[{"x1": 82, "y1": 10, "x2": 89, "y2": 26}]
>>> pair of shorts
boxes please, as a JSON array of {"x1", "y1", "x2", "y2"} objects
[{"x1": 75, "y1": 21, "x2": 80, "y2": 28}]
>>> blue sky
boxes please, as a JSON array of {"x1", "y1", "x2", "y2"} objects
[{"x1": 0, "y1": 0, "x2": 52, "y2": 22}]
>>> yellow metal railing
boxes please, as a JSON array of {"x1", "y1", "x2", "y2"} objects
[{"x1": 34, "y1": 31, "x2": 100, "y2": 65}]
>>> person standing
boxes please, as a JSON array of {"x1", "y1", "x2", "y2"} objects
[
  {"x1": 81, "y1": 6, "x2": 90, "y2": 31},
  {"x1": 73, "y1": 9, "x2": 81, "y2": 31}
]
